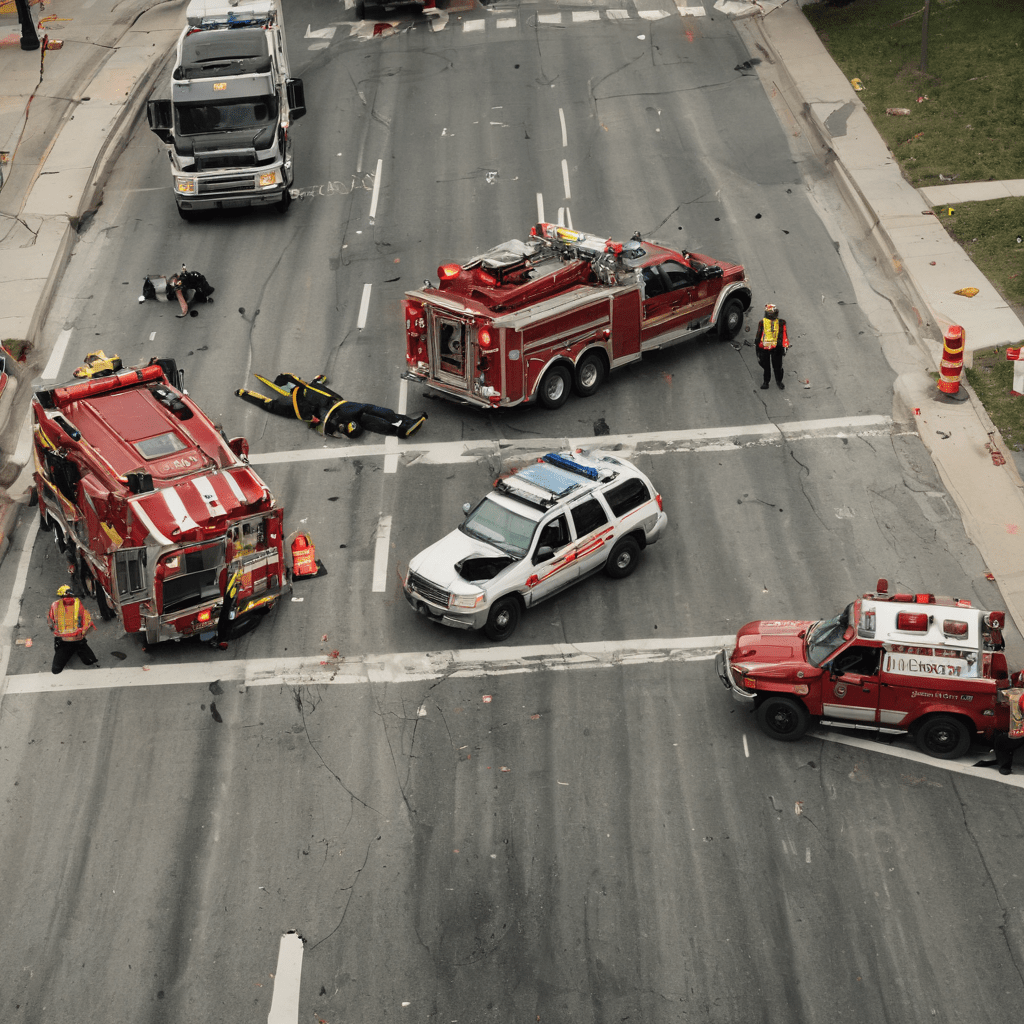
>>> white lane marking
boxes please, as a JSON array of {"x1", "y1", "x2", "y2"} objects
[
  {"x1": 372, "y1": 514, "x2": 393, "y2": 592},
  {"x1": 267, "y1": 931, "x2": 303, "y2": 1024},
  {"x1": 743, "y1": 734, "x2": 749, "y2": 758},
  {"x1": 149, "y1": 332, "x2": 156, "y2": 341},
  {"x1": 536, "y1": 191, "x2": 545, "y2": 224},
  {"x1": 247, "y1": 415, "x2": 902, "y2": 468},
  {"x1": 463, "y1": 19, "x2": 484, "y2": 32},
  {"x1": 561, "y1": 158, "x2": 571, "y2": 200},
  {"x1": 497, "y1": 17, "x2": 516, "y2": 28},
  {"x1": 42, "y1": 327, "x2": 72, "y2": 380},
  {"x1": 356, "y1": 282, "x2": 372, "y2": 330},
  {"x1": 806, "y1": 848, "x2": 811, "y2": 863},
  {"x1": 572, "y1": 10, "x2": 600, "y2": 21},
  {"x1": 557, "y1": 207, "x2": 564, "y2": 226},
  {"x1": 638, "y1": 10, "x2": 672, "y2": 19},
  {"x1": 538, "y1": 13, "x2": 562, "y2": 23},
  {"x1": 559, "y1": 107, "x2": 567, "y2": 147},
  {"x1": 6, "y1": 635, "x2": 734, "y2": 694},
  {"x1": 368, "y1": 156, "x2": 383, "y2": 222},
  {"x1": 0, "y1": 518, "x2": 40, "y2": 702},
  {"x1": 607, "y1": 9, "x2": 629, "y2": 18},
  {"x1": 305, "y1": 25, "x2": 337, "y2": 39},
  {"x1": 567, "y1": 207, "x2": 573, "y2": 230},
  {"x1": 384, "y1": 377, "x2": 409, "y2": 474},
  {"x1": 676, "y1": 4, "x2": 707, "y2": 16}
]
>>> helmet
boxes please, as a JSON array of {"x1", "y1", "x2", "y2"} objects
[
  {"x1": 57, "y1": 585, "x2": 73, "y2": 597},
  {"x1": 764, "y1": 303, "x2": 779, "y2": 320}
]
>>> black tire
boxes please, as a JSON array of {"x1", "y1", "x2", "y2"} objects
[
  {"x1": 538, "y1": 365, "x2": 571, "y2": 410},
  {"x1": 717, "y1": 297, "x2": 744, "y2": 340},
  {"x1": 484, "y1": 595, "x2": 521, "y2": 642},
  {"x1": 276, "y1": 189, "x2": 292, "y2": 215},
  {"x1": 96, "y1": 584, "x2": 116, "y2": 622},
  {"x1": 603, "y1": 535, "x2": 641, "y2": 579},
  {"x1": 177, "y1": 205, "x2": 197, "y2": 222},
  {"x1": 574, "y1": 350, "x2": 606, "y2": 397},
  {"x1": 755, "y1": 695, "x2": 810, "y2": 742},
  {"x1": 915, "y1": 714, "x2": 971, "y2": 760}
]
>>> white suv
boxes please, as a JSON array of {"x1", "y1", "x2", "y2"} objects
[{"x1": 403, "y1": 449, "x2": 668, "y2": 641}]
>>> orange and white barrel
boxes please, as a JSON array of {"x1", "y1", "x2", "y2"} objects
[{"x1": 937, "y1": 325, "x2": 965, "y2": 395}]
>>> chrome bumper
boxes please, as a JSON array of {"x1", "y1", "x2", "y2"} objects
[
  {"x1": 403, "y1": 586, "x2": 487, "y2": 631},
  {"x1": 716, "y1": 648, "x2": 755, "y2": 705}
]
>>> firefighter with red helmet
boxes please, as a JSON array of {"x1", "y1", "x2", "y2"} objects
[
  {"x1": 47, "y1": 585, "x2": 99, "y2": 674},
  {"x1": 754, "y1": 303, "x2": 789, "y2": 390}
]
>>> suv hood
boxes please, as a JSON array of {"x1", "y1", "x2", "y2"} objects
[
  {"x1": 731, "y1": 619, "x2": 815, "y2": 665},
  {"x1": 409, "y1": 529, "x2": 514, "y2": 591}
]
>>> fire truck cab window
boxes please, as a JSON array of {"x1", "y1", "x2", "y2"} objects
[
  {"x1": 832, "y1": 645, "x2": 881, "y2": 677},
  {"x1": 642, "y1": 266, "x2": 666, "y2": 298},
  {"x1": 661, "y1": 261, "x2": 699, "y2": 291},
  {"x1": 571, "y1": 498, "x2": 609, "y2": 537},
  {"x1": 806, "y1": 604, "x2": 856, "y2": 667},
  {"x1": 135, "y1": 432, "x2": 188, "y2": 460},
  {"x1": 604, "y1": 478, "x2": 650, "y2": 517}
]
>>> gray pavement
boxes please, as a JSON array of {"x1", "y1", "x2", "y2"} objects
[{"x1": 1, "y1": 0, "x2": 1024, "y2": 628}]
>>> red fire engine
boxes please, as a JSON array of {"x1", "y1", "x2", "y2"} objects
[
  {"x1": 717, "y1": 579, "x2": 1016, "y2": 759},
  {"x1": 32, "y1": 358, "x2": 288, "y2": 645},
  {"x1": 403, "y1": 223, "x2": 751, "y2": 410}
]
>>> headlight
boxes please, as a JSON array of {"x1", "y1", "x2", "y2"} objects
[
  {"x1": 450, "y1": 593, "x2": 483, "y2": 610},
  {"x1": 259, "y1": 171, "x2": 279, "y2": 187},
  {"x1": 174, "y1": 177, "x2": 195, "y2": 194}
]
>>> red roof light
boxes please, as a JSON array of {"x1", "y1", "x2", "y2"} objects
[
  {"x1": 896, "y1": 611, "x2": 929, "y2": 632},
  {"x1": 438, "y1": 263, "x2": 462, "y2": 280}
]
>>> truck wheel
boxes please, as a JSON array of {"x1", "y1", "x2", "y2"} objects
[
  {"x1": 604, "y1": 535, "x2": 641, "y2": 579},
  {"x1": 717, "y1": 297, "x2": 744, "y2": 340},
  {"x1": 915, "y1": 714, "x2": 970, "y2": 760},
  {"x1": 484, "y1": 596, "x2": 520, "y2": 642},
  {"x1": 574, "y1": 351, "x2": 605, "y2": 397},
  {"x1": 177, "y1": 206, "x2": 196, "y2": 223},
  {"x1": 538, "y1": 365, "x2": 571, "y2": 409},
  {"x1": 755, "y1": 695, "x2": 810, "y2": 742},
  {"x1": 276, "y1": 190, "x2": 292, "y2": 214}
]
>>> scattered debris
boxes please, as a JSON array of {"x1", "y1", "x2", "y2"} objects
[
  {"x1": 985, "y1": 572, "x2": 996, "y2": 581},
  {"x1": 938, "y1": 172, "x2": 957, "y2": 182},
  {"x1": 954, "y1": 287, "x2": 980, "y2": 297},
  {"x1": 886, "y1": 107, "x2": 911, "y2": 116},
  {"x1": 482, "y1": 694, "x2": 493, "y2": 703},
  {"x1": 917, "y1": 95, "x2": 929, "y2": 103},
  {"x1": 499, "y1": 766, "x2": 511, "y2": 773},
  {"x1": 937, "y1": 430, "x2": 951, "y2": 439},
  {"x1": 851, "y1": 77, "x2": 864, "y2": 91}
]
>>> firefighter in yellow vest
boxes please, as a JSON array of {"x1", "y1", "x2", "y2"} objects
[
  {"x1": 755, "y1": 303, "x2": 789, "y2": 390},
  {"x1": 47, "y1": 585, "x2": 99, "y2": 674}
]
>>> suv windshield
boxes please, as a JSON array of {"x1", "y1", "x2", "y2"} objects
[
  {"x1": 460, "y1": 497, "x2": 536, "y2": 558},
  {"x1": 805, "y1": 603, "x2": 855, "y2": 667}
]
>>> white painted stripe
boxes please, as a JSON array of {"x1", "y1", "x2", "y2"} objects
[
  {"x1": 267, "y1": 931, "x2": 303, "y2": 1024},
  {"x1": 356, "y1": 282, "x2": 372, "y2": 330},
  {"x1": 638, "y1": 10, "x2": 672, "y2": 19},
  {"x1": 220, "y1": 468, "x2": 248, "y2": 505},
  {"x1": 463, "y1": 19, "x2": 484, "y2": 32},
  {"x1": 566, "y1": 207, "x2": 573, "y2": 230},
  {"x1": 5, "y1": 634, "x2": 733, "y2": 694},
  {"x1": 557, "y1": 207, "x2": 564, "y2": 227},
  {"x1": 247, "y1": 415, "x2": 900, "y2": 469},
  {"x1": 606, "y1": 9, "x2": 629, "y2": 18},
  {"x1": 397, "y1": 375, "x2": 408, "y2": 415},
  {"x1": 561, "y1": 158, "x2": 571, "y2": 200},
  {"x1": 192, "y1": 476, "x2": 224, "y2": 517},
  {"x1": 0, "y1": 517, "x2": 40, "y2": 702},
  {"x1": 536, "y1": 191, "x2": 545, "y2": 224},
  {"x1": 559, "y1": 107, "x2": 567, "y2": 147},
  {"x1": 676, "y1": 3, "x2": 707, "y2": 15},
  {"x1": 496, "y1": 17, "x2": 516, "y2": 28},
  {"x1": 572, "y1": 10, "x2": 600, "y2": 21},
  {"x1": 384, "y1": 377, "x2": 408, "y2": 474},
  {"x1": 743, "y1": 734, "x2": 749, "y2": 758},
  {"x1": 538, "y1": 13, "x2": 562, "y2": 23},
  {"x1": 372, "y1": 514, "x2": 393, "y2": 592},
  {"x1": 128, "y1": 498, "x2": 173, "y2": 547},
  {"x1": 161, "y1": 488, "x2": 200, "y2": 533},
  {"x1": 42, "y1": 327, "x2": 72, "y2": 380},
  {"x1": 368, "y1": 156, "x2": 383, "y2": 221}
]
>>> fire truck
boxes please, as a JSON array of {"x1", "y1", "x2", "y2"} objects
[
  {"x1": 146, "y1": 0, "x2": 306, "y2": 220},
  {"x1": 717, "y1": 579, "x2": 1016, "y2": 760},
  {"x1": 403, "y1": 223, "x2": 751, "y2": 410},
  {"x1": 31, "y1": 358, "x2": 289, "y2": 646}
]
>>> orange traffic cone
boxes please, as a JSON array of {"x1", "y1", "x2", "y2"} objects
[{"x1": 291, "y1": 534, "x2": 318, "y2": 578}]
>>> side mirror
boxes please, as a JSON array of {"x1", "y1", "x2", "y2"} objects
[
  {"x1": 147, "y1": 99, "x2": 173, "y2": 145},
  {"x1": 287, "y1": 79, "x2": 306, "y2": 120},
  {"x1": 229, "y1": 437, "x2": 250, "y2": 461},
  {"x1": 533, "y1": 545, "x2": 554, "y2": 565},
  {"x1": 462, "y1": 502, "x2": 471, "y2": 516}
]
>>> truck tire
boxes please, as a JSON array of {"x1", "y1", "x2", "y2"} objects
[
  {"x1": 538, "y1": 365, "x2": 571, "y2": 409},
  {"x1": 603, "y1": 535, "x2": 640, "y2": 579},
  {"x1": 484, "y1": 595, "x2": 520, "y2": 642},
  {"x1": 276, "y1": 190, "x2": 292, "y2": 214},
  {"x1": 574, "y1": 351, "x2": 605, "y2": 397},
  {"x1": 177, "y1": 205, "x2": 197, "y2": 222},
  {"x1": 915, "y1": 714, "x2": 970, "y2": 760},
  {"x1": 717, "y1": 297, "x2": 744, "y2": 340},
  {"x1": 755, "y1": 695, "x2": 810, "y2": 742}
]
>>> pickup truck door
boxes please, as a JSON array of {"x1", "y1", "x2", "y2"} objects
[
  {"x1": 822, "y1": 645, "x2": 882, "y2": 722},
  {"x1": 522, "y1": 514, "x2": 579, "y2": 606},
  {"x1": 641, "y1": 260, "x2": 700, "y2": 349}
]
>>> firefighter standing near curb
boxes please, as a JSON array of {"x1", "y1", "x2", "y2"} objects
[
  {"x1": 755, "y1": 303, "x2": 789, "y2": 390},
  {"x1": 48, "y1": 585, "x2": 99, "y2": 674}
]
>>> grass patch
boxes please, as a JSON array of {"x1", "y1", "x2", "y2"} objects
[
  {"x1": 933, "y1": 198, "x2": 1024, "y2": 306},
  {"x1": 965, "y1": 347, "x2": 1024, "y2": 452},
  {"x1": 804, "y1": 0, "x2": 1024, "y2": 188}
]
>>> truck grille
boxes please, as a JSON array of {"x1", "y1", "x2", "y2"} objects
[
  {"x1": 406, "y1": 572, "x2": 449, "y2": 608},
  {"x1": 198, "y1": 175, "x2": 257, "y2": 194}
]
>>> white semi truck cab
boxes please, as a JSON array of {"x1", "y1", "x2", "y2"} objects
[{"x1": 147, "y1": 0, "x2": 306, "y2": 219}]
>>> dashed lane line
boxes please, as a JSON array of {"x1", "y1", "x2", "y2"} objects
[{"x1": 246, "y1": 414, "x2": 905, "y2": 468}]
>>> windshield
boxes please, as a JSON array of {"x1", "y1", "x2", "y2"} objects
[
  {"x1": 177, "y1": 97, "x2": 278, "y2": 135},
  {"x1": 460, "y1": 497, "x2": 536, "y2": 558},
  {"x1": 805, "y1": 603, "x2": 855, "y2": 667}
]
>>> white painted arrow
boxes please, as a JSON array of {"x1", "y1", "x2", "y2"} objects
[{"x1": 304, "y1": 25, "x2": 337, "y2": 39}]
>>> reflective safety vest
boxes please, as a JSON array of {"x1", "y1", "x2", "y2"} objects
[
  {"x1": 760, "y1": 318, "x2": 781, "y2": 349},
  {"x1": 48, "y1": 597, "x2": 93, "y2": 641}
]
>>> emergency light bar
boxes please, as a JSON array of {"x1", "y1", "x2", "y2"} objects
[
  {"x1": 532, "y1": 222, "x2": 615, "y2": 259},
  {"x1": 186, "y1": 0, "x2": 277, "y2": 29},
  {"x1": 543, "y1": 452, "x2": 598, "y2": 480}
]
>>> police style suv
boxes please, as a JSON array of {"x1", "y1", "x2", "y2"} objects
[{"x1": 403, "y1": 449, "x2": 668, "y2": 642}]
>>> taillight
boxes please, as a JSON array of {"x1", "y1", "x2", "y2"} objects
[
  {"x1": 197, "y1": 609, "x2": 212, "y2": 623},
  {"x1": 479, "y1": 327, "x2": 495, "y2": 349},
  {"x1": 943, "y1": 619, "x2": 968, "y2": 637},
  {"x1": 655, "y1": 493, "x2": 663, "y2": 511}
]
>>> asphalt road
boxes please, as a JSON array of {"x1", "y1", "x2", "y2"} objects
[{"x1": 1, "y1": 3, "x2": 1023, "y2": 1022}]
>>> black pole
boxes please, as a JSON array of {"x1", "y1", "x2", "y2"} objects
[
  {"x1": 14, "y1": 0, "x2": 40, "y2": 51},
  {"x1": 920, "y1": 0, "x2": 931, "y2": 73}
]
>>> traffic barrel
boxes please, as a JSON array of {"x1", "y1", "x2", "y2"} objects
[
  {"x1": 937, "y1": 325, "x2": 965, "y2": 396},
  {"x1": 291, "y1": 534, "x2": 318, "y2": 578}
]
